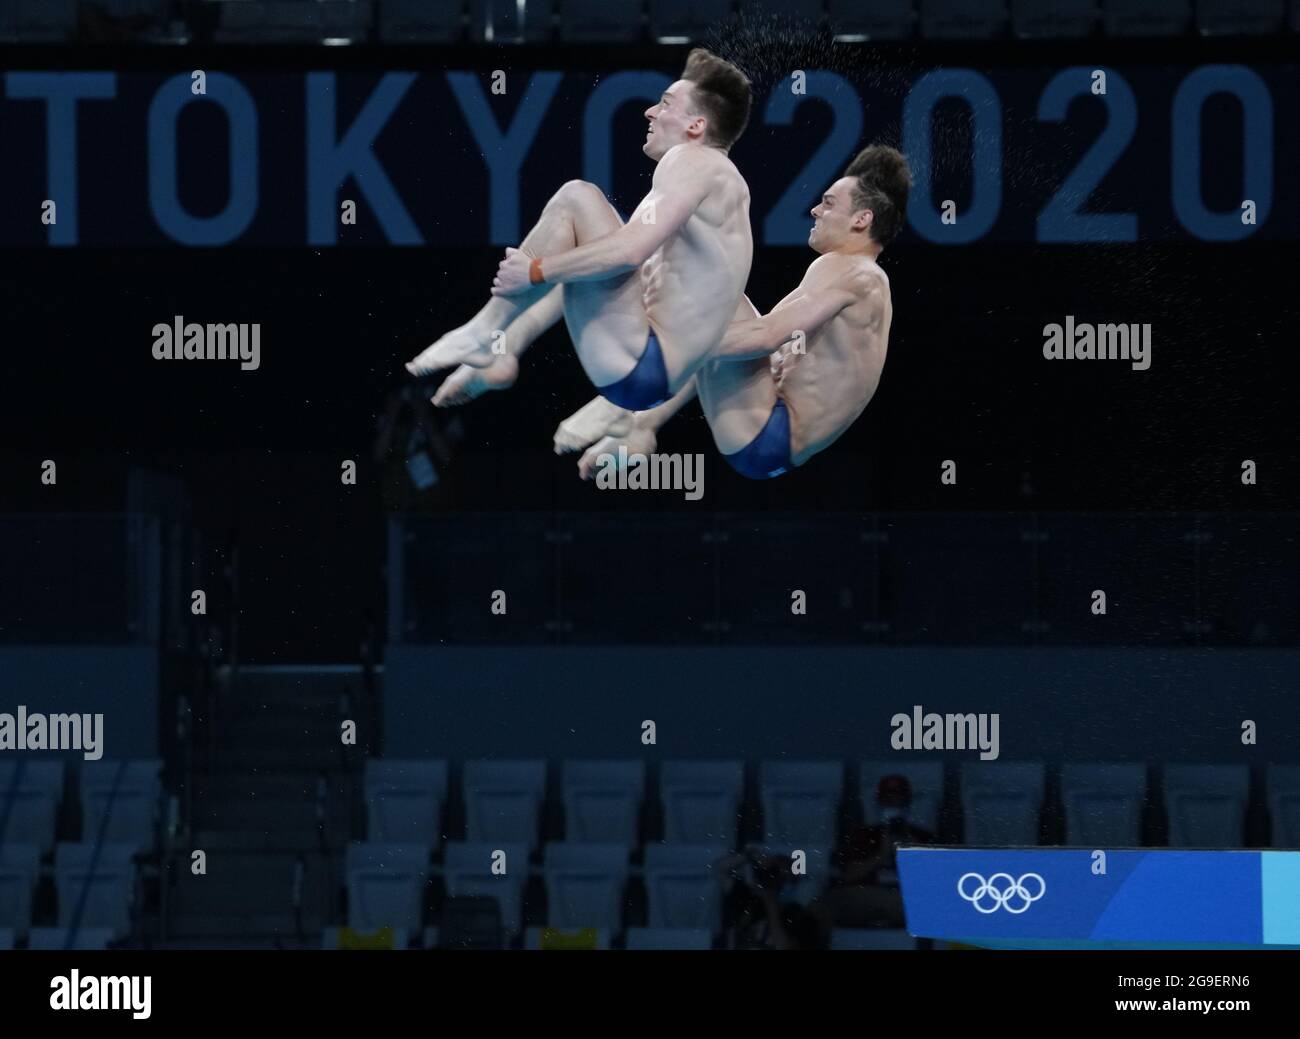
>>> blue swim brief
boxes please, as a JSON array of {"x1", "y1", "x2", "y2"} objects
[
  {"x1": 721, "y1": 397, "x2": 792, "y2": 480},
  {"x1": 596, "y1": 329, "x2": 671, "y2": 411}
]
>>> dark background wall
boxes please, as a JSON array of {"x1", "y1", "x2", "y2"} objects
[
  {"x1": 383, "y1": 644, "x2": 1296, "y2": 762},
  {"x1": 0, "y1": 646, "x2": 158, "y2": 757}
]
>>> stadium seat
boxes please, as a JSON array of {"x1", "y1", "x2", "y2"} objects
[
  {"x1": 1061, "y1": 763, "x2": 1147, "y2": 847},
  {"x1": 0, "y1": 787, "x2": 59, "y2": 855},
  {"x1": 859, "y1": 761, "x2": 944, "y2": 833},
  {"x1": 94, "y1": 0, "x2": 170, "y2": 23},
  {"x1": 740, "y1": 0, "x2": 827, "y2": 21},
  {"x1": 380, "y1": 0, "x2": 463, "y2": 42},
  {"x1": 562, "y1": 760, "x2": 645, "y2": 846},
  {"x1": 364, "y1": 759, "x2": 448, "y2": 849},
  {"x1": 1195, "y1": 0, "x2": 1284, "y2": 34},
  {"x1": 832, "y1": 927, "x2": 918, "y2": 949},
  {"x1": 1267, "y1": 765, "x2": 1300, "y2": 847},
  {"x1": 0, "y1": 760, "x2": 64, "y2": 802},
  {"x1": 648, "y1": 0, "x2": 733, "y2": 41},
  {"x1": 54, "y1": 842, "x2": 138, "y2": 941},
  {"x1": 829, "y1": 0, "x2": 915, "y2": 38},
  {"x1": 920, "y1": 0, "x2": 1009, "y2": 37},
  {"x1": 441, "y1": 842, "x2": 528, "y2": 938},
  {"x1": 1101, "y1": 0, "x2": 1191, "y2": 35},
  {"x1": 469, "y1": 0, "x2": 554, "y2": 42},
  {"x1": 523, "y1": 924, "x2": 611, "y2": 948},
  {"x1": 1163, "y1": 765, "x2": 1249, "y2": 848},
  {"x1": 343, "y1": 843, "x2": 429, "y2": 944},
  {"x1": 959, "y1": 762, "x2": 1046, "y2": 846},
  {"x1": 80, "y1": 760, "x2": 161, "y2": 853},
  {"x1": 558, "y1": 0, "x2": 642, "y2": 42},
  {"x1": 28, "y1": 926, "x2": 116, "y2": 950},
  {"x1": 660, "y1": 760, "x2": 744, "y2": 847},
  {"x1": 643, "y1": 843, "x2": 726, "y2": 934},
  {"x1": 543, "y1": 842, "x2": 629, "y2": 933},
  {"x1": 463, "y1": 760, "x2": 547, "y2": 854},
  {"x1": 1010, "y1": 0, "x2": 1098, "y2": 37},
  {"x1": 0, "y1": 844, "x2": 41, "y2": 941},
  {"x1": 759, "y1": 760, "x2": 843, "y2": 847},
  {"x1": 626, "y1": 926, "x2": 712, "y2": 949},
  {"x1": 0, "y1": 760, "x2": 65, "y2": 854},
  {"x1": 320, "y1": 925, "x2": 405, "y2": 950},
  {"x1": 216, "y1": 0, "x2": 374, "y2": 44},
  {"x1": 0, "y1": 0, "x2": 77, "y2": 42}
]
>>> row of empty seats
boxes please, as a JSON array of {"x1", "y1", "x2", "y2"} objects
[
  {"x1": 203, "y1": 0, "x2": 1300, "y2": 43},
  {"x1": 343, "y1": 838, "x2": 835, "y2": 944},
  {"x1": 0, "y1": 761, "x2": 160, "y2": 948},
  {"x1": 322, "y1": 922, "x2": 918, "y2": 949},
  {"x1": 5, "y1": 0, "x2": 1296, "y2": 44},
  {"x1": 0, "y1": 760, "x2": 163, "y2": 855},
  {"x1": 0, "y1": 843, "x2": 138, "y2": 947},
  {"x1": 364, "y1": 759, "x2": 1300, "y2": 853}
]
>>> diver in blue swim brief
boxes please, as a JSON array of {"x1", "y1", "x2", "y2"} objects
[
  {"x1": 559, "y1": 144, "x2": 911, "y2": 483},
  {"x1": 406, "y1": 49, "x2": 756, "y2": 426}
]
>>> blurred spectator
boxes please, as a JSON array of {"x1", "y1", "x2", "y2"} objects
[
  {"x1": 720, "y1": 849, "x2": 828, "y2": 950},
  {"x1": 823, "y1": 774, "x2": 933, "y2": 928}
]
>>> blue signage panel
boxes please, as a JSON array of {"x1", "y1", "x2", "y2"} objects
[
  {"x1": 0, "y1": 63, "x2": 1296, "y2": 246},
  {"x1": 899, "y1": 848, "x2": 1300, "y2": 947}
]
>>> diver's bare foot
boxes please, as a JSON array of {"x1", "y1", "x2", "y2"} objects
[
  {"x1": 406, "y1": 323, "x2": 496, "y2": 376},
  {"x1": 432, "y1": 354, "x2": 519, "y2": 407},
  {"x1": 578, "y1": 428, "x2": 657, "y2": 480},
  {"x1": 553, "y1": 396, "x2": 634, "y2": 454}
]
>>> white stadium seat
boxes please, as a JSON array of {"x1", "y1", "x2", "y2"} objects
[
  {"x1": 441, "y1": 842, "x2": 529, "y2": 937},
  {"x1": 1163, "y1": 764, "x2": 1249, "y2": 848},
  {"x1": 344, "y1": 843, "x2": 429, "y2": 944},
  {"x1": 921, "y1": 0, "x2": 1009, "y2": 38},
  {"x1": 626, "y1": 927, "x2": 712, "y2": 949},
  {"x1": 0, "y1": 844, "x2": 41, "y2": 940},
  {"x1": 832, "y1": 927, "x2": 918, "y2": 949},
  {"x1": 760, "y1": 760, "x2": 843, "y2": 847},
  {"x1": 364, "y1": 759, "x2": 448, "y2": 849},
  {"x1": 562, "y1": 760, "x2": 645, "y2": 847},
  {"x1": 1101, "y1": 0, "x2": 1191, "y2": 35},
  {"x1": 660, "y1": 760, "x2": 744, "y2": 848},
  {"x1": 1061, "y1": 763, "x2": 1147, "y2": 847},
  {"x1": 1195, "y1": 0, "x2": 1283, "y2": 34},
  {"x1": 960, "y1": 762, "x2": 1045, "y2": 846},
  {"x1": 464, "y1": 760, "x2": 547, "y2": 854},
  {"x1": 643, "y1": 843, "x2": 727, "y2": 934},
  {"x1": 54, "y1": 842, "x2": 137, "y2": 941},
  {"x1": 543, "y1": 842, "x2": 629, "y2": 933},
  {"x1": 80, "y1": 760, "x2": 162, "y2": 854},
  {"x1": 28, "y1": 926, "x2": 115, "y2": 950},
  {"x1": 1011, "y1": 0, "x2": 1098, "y2": 37},
  {"x1": 1267, "y1": 765, "x2": 1300, "y2": 847}
]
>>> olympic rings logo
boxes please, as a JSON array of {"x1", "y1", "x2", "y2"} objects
[{"x1": 957, "y1": 872, "x2": 1046, "y2": 914}]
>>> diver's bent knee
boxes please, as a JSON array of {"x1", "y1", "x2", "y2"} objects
[{"x1": 555, "y1": 179, "x2": 607, "y2": 208}]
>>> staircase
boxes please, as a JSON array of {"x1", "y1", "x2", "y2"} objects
[{"x1": 165, "y1": 666, "x2": 370, "y2": 948}]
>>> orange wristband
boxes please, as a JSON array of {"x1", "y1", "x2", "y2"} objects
[{"x1": 529, "y1": 256, "x2": 545, "y2": 285}]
